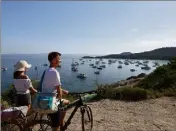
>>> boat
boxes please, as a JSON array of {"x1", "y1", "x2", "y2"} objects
[
  {"x1": 135, "y1": 65, "x2": 139, "y2": 67},
  {"x1": 1, "y1": 68, "x2": 7, "y2": 71},
  {"x1": 97, "y1": 67, "x2": 103, "y2": 70},
  {"x1": 94, "y1": 71, "x2": 100, "y2": 74},
  {"x1": 124, "y1": 61, "x2": 129, "y2": 65},
  {"x1": 117, "y1": 65, "x2": 122, "y2": 69},
  {"x1": 72, "y1": 67, "x2": 78, "y2": 72},
  {"x1": 43, "y1": 64, "x2": 48, "y2": 66},
  {"x1": 77, "y1": 73, "x2": 87, "y2": 79},
  {"x1": 72, "y1": 62, "x2": 79, "y2": 66},
  {"x1": 118, "y1": 61, "x2": 123, "y2": 64},
  {"x1": 71, "y1": 58, "x2": 77, "y2": 67},
  {"x1": 92, "y1": 66, "x2": 97, "y2": 68},
  {"x1": 100, "y1": 65, "x2": 106, "y2": 68},
  {"x1": 129, "y1": 61, "x2": 134, "y2": 64},
  {"x1": 95, "y1": 61, "x2": 100, "y2": 65},
  {"x1": 89, "y1": 64, "x2": 94, "y2": 66},
  {"x1": 58, "y1": 65, "x2": 61, "y2": 68},
  {"x1": 130, "y1": 69, "x2": 135, "y2": 72},
  {"x1": 71, "y1": 63, "x2": 76, "y2": 67},
  {"x1": 143, "y1": 60, "x2": 149, "y2": 64},
  {"x1": 35, "y1": 66, "x2": 38, "y2": 70},
  {"x1": 75, "y1": 62, "x2": 79, "y2": 66},
  {"x1": 108, "y1": 60, "x2": 112, "y2": 63},
  {"x1": 153, "y1": 62, "x2": 160, "y2": 66},
  {"x1": 138, "y1": 62, "x2": 143, "y2": 65},
  {"x1": 141, "y1": 66, "x2": 151, "y2": 70}
]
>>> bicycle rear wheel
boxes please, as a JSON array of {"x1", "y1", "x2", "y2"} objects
[
  {"x1": 1, "y1": 120, "x2": 23, "y2": 131},
  {"x1": 81, "y1": 105, "x2": 93, "y2": 131},
  {"x1": 25, "y1": 120, "x2": 52, "y2": 131}
]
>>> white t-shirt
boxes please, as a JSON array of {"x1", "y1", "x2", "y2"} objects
[
  {"x1": 13, "y1": 79, "x2": 32, "y2": 94},
  {"x1": 42, "y1": 67, "x2": 61, "y2": 93}
]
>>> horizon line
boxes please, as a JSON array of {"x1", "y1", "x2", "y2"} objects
[{"x1": 1, "y1": 47, "x2": 175, "y2": 55}]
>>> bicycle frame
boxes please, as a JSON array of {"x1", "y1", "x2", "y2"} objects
[{"x1": 60, "y1": 95, "x2": 84, "y2": 131}]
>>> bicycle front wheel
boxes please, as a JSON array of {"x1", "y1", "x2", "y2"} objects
[
  {"x1": 81, "y1": 105, "x2": 93, "y2": 131},
  {"x1": 25, "y1": 120, "x2": 52, "y2": 131},
  {"x1": 1, "y1": 120, "x2": 23, "y2": 131}
]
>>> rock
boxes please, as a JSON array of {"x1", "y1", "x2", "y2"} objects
[
  {"x1": 137, "y1": 73, "x2": 146, "y2": 78},
  {"x1": 126, "y1": 73, "x2": 146, "y2": 81},
  {"x1": 118, "y1": 80, "x2": 128, "y2": 86},
  {"x1": 128, "y1": 78, "x2": 141, "y2": 84},
  {"x1": 126, "y1": 76, "x2": 137, "y2": 80}
]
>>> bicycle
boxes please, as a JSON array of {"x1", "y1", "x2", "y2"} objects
[
  {"x1": 1, "y1": 106, "x2": 51, "y2": 131},
  {"x1": 1, "y1": 90, "x2": 97, "y2": 131},
  {"x1": 26, "y1": 90, "x2": 97, "y2": 131}
]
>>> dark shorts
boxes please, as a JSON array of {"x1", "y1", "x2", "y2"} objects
[
  {"x1": 48, "y1": 111, "x2": 61, "y2": 127},
  {"x1": 16, "y1": 93, "x2": 31, "y2": 106},
  {"x1": 48, "y1": 99, "x2": 68, "y2": 127}
]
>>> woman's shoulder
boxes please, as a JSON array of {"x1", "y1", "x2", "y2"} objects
[
  {"x1": 23, "y1": 75, "x2": 30, "y2": 79},
  {"x1": 15, "y1": 75, "x2": 30, "y2": 80}
]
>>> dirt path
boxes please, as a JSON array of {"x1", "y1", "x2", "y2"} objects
[{"x1": 66, "y1": 97, "x2": 176, "y2": 131}]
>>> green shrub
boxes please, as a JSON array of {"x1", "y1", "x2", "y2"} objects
[
  {"x1": 31, "y1": 80, "x2": 40, "y2": 90},
  {"x1": 97, "y1": 86, "x2": 148, "y2": 101},
  {"x1": 137, "y1": 57, "x2": 176, "y2": 90},
  {"x1": 1, "y1": 98, "x2": 10, "y2": 109},
  {"x1": 168, "y1": 57, "x2": 176, "y2": 68},
  {"x1": 145, "y1": 88, "x2": 176, "y2": 99},
  {"x1": 162, "y1": 88, "x2": 176, "y2": 97},
  {"x1": 2, "y1": 80, "x2": 40, "y2": 107},
  {"x1": 1, "y1": 85, "x2": 16, "y2": 106},
  {"x1": 116, "y1": 87, "x2": 148, "y2": 101},
  {"x1": 153, "y1": 65, "x2": 168, "y2": 75}
]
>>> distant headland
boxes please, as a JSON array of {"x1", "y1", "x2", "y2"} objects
[{"x1": 82, "y1": 47, "x2": 176, "y2": 60}]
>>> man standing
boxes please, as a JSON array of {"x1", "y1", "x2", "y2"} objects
[{"x1": 42, "y1": 51, "x2": 69, "y2": 131}]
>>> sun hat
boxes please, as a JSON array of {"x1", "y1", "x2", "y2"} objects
[{"x1": 14, "y1": 60, "x2": 32, "y2": 71}]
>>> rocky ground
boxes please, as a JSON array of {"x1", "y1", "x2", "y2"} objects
[{"x1": 66, "y1": 97, "x2": 176, "y2": 131}]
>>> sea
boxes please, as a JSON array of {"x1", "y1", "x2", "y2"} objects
[{"x1": 1, "y1": 54, "x2": 168, "y2": 93}]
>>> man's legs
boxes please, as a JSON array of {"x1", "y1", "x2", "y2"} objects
[
  {"x1": 52, "y1": 127, "x2": 60, "y2": 131},
  {"x1": 48, "y1": 112, "x2": 60, "y2": 131},
  {"x1": 59, "y1": 99, "x2": 70, "y2": 126}
]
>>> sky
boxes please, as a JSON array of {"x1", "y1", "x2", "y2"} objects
[{"x1": 2, "y1": 1, "x2": 176, "y2": 55}]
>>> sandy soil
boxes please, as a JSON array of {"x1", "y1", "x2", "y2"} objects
[{"x1": 66, "y1": 97, "x2": 176, "y2": 131}]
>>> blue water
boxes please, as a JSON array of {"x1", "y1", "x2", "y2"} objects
[{"x1": 1, "y1": 54, "x2": 168, "y2": 93}]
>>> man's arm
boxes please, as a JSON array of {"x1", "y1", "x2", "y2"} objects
[
  {"x1": 56, "y1": 85, "x2": 62, "y2": 99},
  {"x1": 62, "y1": 89, "x2": 69, "y2": 95}
]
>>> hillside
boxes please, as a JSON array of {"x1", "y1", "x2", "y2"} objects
[
  {"x1": 82, "y1": 47, "x2": 176, "y2": 60},
  {"x1": 119, "y1": 52, "x2": 133, "y2": 56}
]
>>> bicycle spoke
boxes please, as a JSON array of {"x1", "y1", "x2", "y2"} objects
[
  {"x1": 26, "y1": 120, "x2": 52, "y2": 131},
  {"x1": 86, "y1": 108, "x2": 91, "y2": 122},
  {"x1": 1, "y1": 122, "x2": 22, "y2": 131},
  {"x1": 81, "y1": 106, "x2": 93, "y2": 131}
]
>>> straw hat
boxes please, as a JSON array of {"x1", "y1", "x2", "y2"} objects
[{"x1": 14, "y1": 60, "x2": 32, "y2": 71}]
